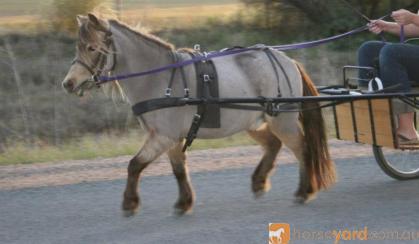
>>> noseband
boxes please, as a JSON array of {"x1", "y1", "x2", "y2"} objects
[{"x1": 71, "y1": 30, "x2": 117, "y2": 93}]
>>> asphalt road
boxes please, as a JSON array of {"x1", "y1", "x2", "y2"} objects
[{"x1": 1, "y1": 146, "x2": 419, "y2": 244}]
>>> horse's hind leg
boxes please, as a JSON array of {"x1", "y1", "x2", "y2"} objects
[
  {"x1": 167, "y1": 141, "x2": 195, "y2": 214},
  {"x1": 122, "y1": 133, "x2": 176, "y2": 216},
  {"x1": 268, "y1": 114, "x2": 316, "y2": 203},
  {"x1": 248, "y1": 123, "x2": 282, "y2": 197}
]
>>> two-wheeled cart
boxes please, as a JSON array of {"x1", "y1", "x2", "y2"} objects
[{"x1": 323, "y1": 65, "x2": 419, "y2": 180}]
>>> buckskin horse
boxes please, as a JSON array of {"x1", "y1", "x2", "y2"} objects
[{"x1": 62, "y1": 12, "x2": 336, "y2": 216}]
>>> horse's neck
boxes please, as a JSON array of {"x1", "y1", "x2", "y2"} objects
[{"x1": 111, "y1": 24, "x2": 172, "y2": 104}]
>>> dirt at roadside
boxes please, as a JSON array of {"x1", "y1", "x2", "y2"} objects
[{"x1": 0, "y1": 140, "x2": 371, "y2": 190}]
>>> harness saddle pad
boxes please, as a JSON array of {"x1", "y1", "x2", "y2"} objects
[{"x1": 191, "y1": 52, "x2": 221, "y2": 128}]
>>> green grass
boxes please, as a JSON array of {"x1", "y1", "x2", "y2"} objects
[
  {"x1": 0, "y1": 131, "x2": 255, "y2": 166},
  {"x1": 190, "y1": 133, "x2": 255, "y2": 151}
]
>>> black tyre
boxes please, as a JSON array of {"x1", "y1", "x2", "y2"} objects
[{"x1": 373, "y1": 145, "x2": 419, "y2": 180}]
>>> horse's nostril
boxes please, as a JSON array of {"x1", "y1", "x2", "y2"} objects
[{"x1": 64, "y1": 79, "x2": 74, "y2": 90}]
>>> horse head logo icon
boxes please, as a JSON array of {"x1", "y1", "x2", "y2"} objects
[{"x1": 269, "y1": 223, "x2": 290, "y2": 244}]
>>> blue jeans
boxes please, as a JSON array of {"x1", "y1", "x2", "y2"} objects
[{"x1": 357, "y1": 41, "x2": 419, "y2": 92}]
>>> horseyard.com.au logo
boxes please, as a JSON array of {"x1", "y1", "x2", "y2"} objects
[
  {"x1": 269, "y1": 223, "x2": 291, "y2": 244},
  {"x1": 268, "y1": 223, "x2": 419, "y2": 243}
]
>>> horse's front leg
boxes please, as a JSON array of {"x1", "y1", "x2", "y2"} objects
[
  {"x1": 167, "y1": 141, "x2": 195, "y2": 215},
  {"x1": 122, "y1": 133, "x2": 175, "y2": 216}
]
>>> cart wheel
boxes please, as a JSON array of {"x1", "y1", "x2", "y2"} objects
[{"x1": 373, "y1": 145, "x2": 419, "y2": 180}]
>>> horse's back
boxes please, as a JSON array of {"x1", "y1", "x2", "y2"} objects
[{"x1": 214, "y1": 49, "x2": 303, "y2": 99}]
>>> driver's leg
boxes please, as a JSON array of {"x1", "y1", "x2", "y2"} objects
[
  {"x1": 379, "y1": 43, "x2": 419, "y2": 142},
  {"x1": 357, "y1": 41, "x2": 386, "y2": 88}
]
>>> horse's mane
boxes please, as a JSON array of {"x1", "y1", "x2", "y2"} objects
[
  {"x1": 83, "y1": 6, "x2": 174, "y2": 50},
  {"x1": 108, "y1": 19, "x2": 175, "y2": 50}
]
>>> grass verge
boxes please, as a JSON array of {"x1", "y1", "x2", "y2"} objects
[{"x1": 0, "y1": 131, "x2": 256, "y2": 166}]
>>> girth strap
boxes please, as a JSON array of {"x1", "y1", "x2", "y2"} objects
[
  {"x1": 182, "y1": 51, "x2": 221, "y2": 151},
  {"x1": 192, "y1": 52, "x2": 221, "y2": 128}
]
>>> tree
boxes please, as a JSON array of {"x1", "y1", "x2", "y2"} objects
[{"x1": 240, "y1": 0, "x2": 419, "y2": 35}]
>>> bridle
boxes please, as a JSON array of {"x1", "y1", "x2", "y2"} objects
[{"x1": 71, "y1": 30, "x2": 117, "y2": 95}]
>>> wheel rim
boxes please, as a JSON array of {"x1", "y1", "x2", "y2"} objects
[{"x1": 375, "y1": 146, "x2": 419, "y2": 176}]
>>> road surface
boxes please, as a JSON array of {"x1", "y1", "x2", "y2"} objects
[{"x1": 1, "y1": 140, "x2": 419, "y2": 244}]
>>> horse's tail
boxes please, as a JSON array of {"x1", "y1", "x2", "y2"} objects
[{"x1": 295, "y1": 61, "x2": 336, "y2": 191}]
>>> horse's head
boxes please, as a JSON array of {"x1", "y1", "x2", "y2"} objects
[{"x1": 62, "y1": 13, "x2": 113, "y2": 96}]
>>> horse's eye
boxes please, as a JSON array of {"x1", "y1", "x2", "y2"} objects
[{"x1": 87, "y1": 46, "x2": 96, "y2": 52}]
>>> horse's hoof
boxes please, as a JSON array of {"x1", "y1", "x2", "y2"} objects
[
  {"x1": 173, "y1": 199, "x2": 193, "y2": 216},
  {"x1": 122, "y1": 209, "x2": 137, "y2": 218},
  {"x1": 253, "y1": 190, "x2": 267, "y2": 199},
  {"x1": 294, "y1": 193, "x2": 317, "y2": 204},
  {"x1": 173, "y1": 206, "x2": 192, "y2": 216},
  {"x1": 305, "y1": 192, "x2": 317, "y2": 202},
  {"x1": 122, "y1": 195, "x2": 140, "y2": 217},
  {"x1": 252, "y1": 181, "x2": 271, "y2": 198},
  {"x1": 294, "y1": 196, "x2": 306, "y2": 204},
  {"x1": 173, "y1": 203, "x2": 193, "y2": 216}
]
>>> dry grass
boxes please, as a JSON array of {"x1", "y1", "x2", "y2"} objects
[
  {"x1": 0, "y1": 15, "x2": 42, "y2": 34},
  {"x1": 0, "y1": 3, "x2": 243, "y2": 34},
  {"x1": 122, "y1": 4, "x2": 243, "y2": 30}
]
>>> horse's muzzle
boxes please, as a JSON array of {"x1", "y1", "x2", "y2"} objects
[{"x1": 62, "y1": 79, "x2": 75, "y2": 93}]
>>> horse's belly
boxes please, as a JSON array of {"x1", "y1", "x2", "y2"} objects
[{"x1": 197, "y1": 110, "x2": 264, "y2": 139}]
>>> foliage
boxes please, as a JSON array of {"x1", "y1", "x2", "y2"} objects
[{"x1": 240, "y1": 0, "x2": 419, "y2": 37}]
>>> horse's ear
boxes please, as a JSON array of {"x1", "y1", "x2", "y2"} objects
[
  {"x1": 87, "y1": 13, "x2": 109, "y2": 32},
  {"x1": 87, "y1": 13, "x2": 100, "y2": 26},
  {"x1": 76, "y1": 15, "x2": 87, "y2": 26}
]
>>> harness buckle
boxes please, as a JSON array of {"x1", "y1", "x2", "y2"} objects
[
  {"x1": 192, "y1": 113, "x2": 201, "y2": 122},
  {"x1": 265, "y1": 101, "x2": 280, "y2": 117},
  {"x1": 184, "y1": 88, "x2": 190, "y2": 98},
  {"x1": 165, "y1": 88, "x2": 172, "y2": 97},
  {"x1": 92, "y1": 75, "x2": 101, "y2": 88},
  {"x1": 182, "y1": 113, "x2": 202, "y2": 152},
  {"x1": 203, "y1": 74, "x2": 211, "y2": 83},
  {"x1": 203, "y1": 52, "x2": 209, "y2": 62}
]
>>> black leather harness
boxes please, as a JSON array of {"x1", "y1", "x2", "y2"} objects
[
  {"x1": 182, "y1": 52, "x2": 221, "y2": 151},
  {"x1": 192, "y1": 52, "x2": 221, "y2": 128}
]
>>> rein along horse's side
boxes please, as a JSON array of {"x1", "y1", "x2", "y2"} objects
[{"x1": 62, "y1": 13, "x2": 336, "y2": 216}]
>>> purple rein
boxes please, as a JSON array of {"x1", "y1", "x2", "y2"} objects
[
  {"x1": 400, "y1": 25, "x2": 405, "y2": 43},
  {"x1": 96, "y1": 23, "x2": 374, "y2": 84}
]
